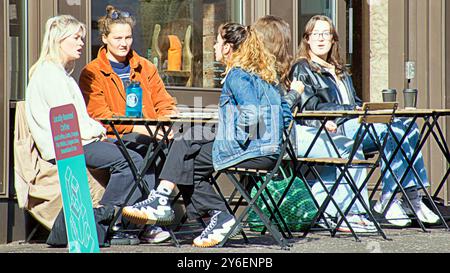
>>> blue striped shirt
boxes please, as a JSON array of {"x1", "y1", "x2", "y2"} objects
[{"x1": 110, "y1": 60, "x2": 131, "y2": 88}]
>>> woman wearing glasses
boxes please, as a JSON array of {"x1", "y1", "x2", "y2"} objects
[
  {"x1": 253, "y1": 15, "x2": 376, "y2": 233},
  {"x1": 79, "y1": 5, "x2": 177, "y2": 244},
  {"x1": 290, "y1": 15, "x2": 439, "y2": 227}
]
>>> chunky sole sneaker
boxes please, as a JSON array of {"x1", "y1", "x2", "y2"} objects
[
  {"x1": 402, "y1": 200, "x2": 441, "y2": 225},
  {"x1": 374, "y1": 199, "x2": 411, "y2": 227},
  {"x1": 122, "y1": 190, "x2": 175, "y2": 226},
  {"x1": 122, "y1": 206, "x2": 175, "y2": 226},
  {"x1": 336, "y1": 215, "x2": 378, "y2": 233},
  {"x1": 193, "y1": 211, "x2": 241, "y2": 248},
  {"x1": 316, "y1": 215, "x2": 337, "y2": 230}
]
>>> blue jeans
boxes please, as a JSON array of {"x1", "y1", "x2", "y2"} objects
[
  {"x1": 295, "y1": 125, "x2": 370, "y2": 217},
  {"x1": 342, "y1": 118, "x2": 429, "y2": 196}
]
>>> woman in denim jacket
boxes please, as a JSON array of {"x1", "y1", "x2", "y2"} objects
[
  {"x1": 254, "y1": 15, "x2": 376, "y2": 232},
  {"x1": 290, "y1": 15, "x2": 439, "y2": 226},
  {"x1": 122, "y1": 22, "x2": 291, "y2": 248}
]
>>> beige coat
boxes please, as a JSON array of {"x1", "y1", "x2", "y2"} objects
[{"x1": 14, "y1": 101, "x2": 107, "y2": 230}]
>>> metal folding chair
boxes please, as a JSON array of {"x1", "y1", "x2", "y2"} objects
[
  {"x1": 215, "y1": 108, "x2": 299, "y2": 250},
  {"x1": 297, "y1": 102, "x2": 398, "y2": 241}
]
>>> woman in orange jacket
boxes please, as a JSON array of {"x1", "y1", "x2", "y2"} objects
[
  {"x1": 79, "y1": 5, "x2": 177, "y2": 142},
  {"x1": 79, "y1": 5, "x2": 177, "y2": 244}
]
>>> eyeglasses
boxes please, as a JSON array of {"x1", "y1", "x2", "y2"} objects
[
  {"x1": 109, "y1": 10, "x2": 130, "y2": 20},
  {"x1": 309, "y1": 32, "x2": 332, "y2": 41}
]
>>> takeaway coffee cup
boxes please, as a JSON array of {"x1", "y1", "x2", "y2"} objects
[
  {"x1": 382, "y1": 89, "x2": 397, "y2": 102},
  {"x1": 403, "y1": 88, "x2": 418, "y2": 109}
]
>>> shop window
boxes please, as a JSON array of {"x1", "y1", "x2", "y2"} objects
[
  {"x1": 9, "y1": 0, "x2": 26, "y2": 101},
  {"x1": 91, "y1": 0, "x2": 242, "y2": 89},
  {"x1": 298, "y1": 0, "x2": 335, "y2": 40}
]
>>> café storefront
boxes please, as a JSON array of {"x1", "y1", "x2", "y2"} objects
[{"x1": 1, "y1": 0, "x2": 449, "y2": 243}]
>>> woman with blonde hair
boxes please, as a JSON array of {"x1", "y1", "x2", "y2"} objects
[
  {"x1": 290, "y1": 15, "x2": 440, "y2": 226},
  {"x1": 122, "y1": 22, "x2": 292, "y2": 248},
  {"x1": 25, "y1": 15, "x2": 153, "y2": 245}
]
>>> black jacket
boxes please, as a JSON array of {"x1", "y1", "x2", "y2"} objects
[
  {"x1": 289, "y1": 59, "x2": 363, "y2": 128},
  {"x1": 289, "y1": 59, "x2": 362, "y2": 112}
]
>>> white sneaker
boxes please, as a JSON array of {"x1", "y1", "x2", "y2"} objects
[
  {"x1": 336, "y1": 214, "x2": 378, "y2": 233},
  {"x1": 374, "y1": 199, "x2": 411, "y2": 227},
  {"x1": 140, "y1": 226, "x2": 171, "y2": 244},
  {"x1": 402, "y1": 200, "x2": 441, "y2": 224}
]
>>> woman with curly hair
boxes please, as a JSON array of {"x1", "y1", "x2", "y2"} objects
[{"x1": 122, "y1": 22, "x2": 292, "y2": 248}]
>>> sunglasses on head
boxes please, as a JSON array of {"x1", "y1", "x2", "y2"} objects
[{"x1": 109, "y1": 10, "x2": 130, "y2": 20}]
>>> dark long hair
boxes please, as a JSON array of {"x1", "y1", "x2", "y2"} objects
[{"x1": 296, "y1": 15, "x2": 346, "y2": 77}]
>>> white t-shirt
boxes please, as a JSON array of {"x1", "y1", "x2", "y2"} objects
[{"x1": 324, "y1": 67, "x2": 350, "y2": 105}]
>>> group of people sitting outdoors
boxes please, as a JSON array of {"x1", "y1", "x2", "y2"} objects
[{"x1": 24, "y1": 4, "x2": 440, "y2": 249}]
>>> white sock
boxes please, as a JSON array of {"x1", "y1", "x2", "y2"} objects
[{"x1": 156, "y1": 184, "x2": 173, "y2": 196}]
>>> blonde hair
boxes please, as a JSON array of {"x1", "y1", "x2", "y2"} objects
[
  {"x1": 296, "y1": 15, "x2": 346, "y2": 77},
  {"x1": 254, "y1": 15, "x2": 292, "y2": 89},
  {"x1": 97, "y1": 5, "x2": 136, "y2": 38},
  {"x1": 29, "y1": 15, "x2": 86, "y2": 78},
  {"x1": 219, "y1": 23, "x2": 277, "y2": 85}
]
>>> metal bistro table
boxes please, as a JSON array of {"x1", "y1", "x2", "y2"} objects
[
  {"x1": 369, "y1": 108, "x2": 450, "y2": 231},
  {"x1": 295, "y1": 108, "x2": 450, "y2": 232},
  {"x1": 98, "y1": 112, "x2": 219, "y2": 246}
]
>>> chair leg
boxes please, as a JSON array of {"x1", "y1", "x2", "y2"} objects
[
  {"x1": 219, "y1": 173, "x2": 289, "y2": 249},
  {"x1": 25, "y1": 223, "x2": 40, "y2": 243}
]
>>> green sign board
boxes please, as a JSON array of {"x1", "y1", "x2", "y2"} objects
[{"x1": 50, "y1": 104, "x2": 100, "y2": 253}]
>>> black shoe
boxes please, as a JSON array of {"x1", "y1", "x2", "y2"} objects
[{"x1": 109, "y1": 231, "x2": 140, "y2": 246}]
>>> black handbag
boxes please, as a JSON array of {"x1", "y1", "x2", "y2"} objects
[{"x1": 46, "y1": 205, "x2": 115, "y2": 248}]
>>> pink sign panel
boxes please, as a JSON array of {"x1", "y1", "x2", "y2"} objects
[{"x1": 50, "y1": 104, "x2": 84, "y2": 161}]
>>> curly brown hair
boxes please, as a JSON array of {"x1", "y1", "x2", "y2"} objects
[
  {"x1": 219, "y1": 23, "x2": 278, "y2": 85},
  {"x1": 254, "y1": 15, "x2": 293, "y2": 90}
]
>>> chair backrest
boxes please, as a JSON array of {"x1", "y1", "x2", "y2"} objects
[{"x1": 358, "y1": 102, "x2": 398, "y2": 124}]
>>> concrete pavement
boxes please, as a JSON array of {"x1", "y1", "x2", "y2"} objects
[{"x1": 1, "y1": 228, "x2": 449, "y2": 253}]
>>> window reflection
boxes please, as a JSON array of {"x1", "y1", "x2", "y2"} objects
[
  {"x1": 9, "y1": 0, "x2": 25, "y2": 101},
  {"x1": 299, "y1": 0, "x2": 335, "y2": 40},
  {"x1": 91, "y1": 0, "x2": 242, "y2": 89}
]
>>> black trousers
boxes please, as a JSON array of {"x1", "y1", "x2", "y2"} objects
[
  {"x1": 83, "y1": 140, "x2": 155, "y2": 207},
  {"x1": 121, "y1": 132, "x2": 168, "y2": 183},
  {"x1": 160, "y1": 137, "x2": 276, "y2": 220}
]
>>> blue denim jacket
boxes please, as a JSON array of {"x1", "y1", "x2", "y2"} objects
[{"x1": 212, "y1": 67, "x2": 292, "y2": 171}]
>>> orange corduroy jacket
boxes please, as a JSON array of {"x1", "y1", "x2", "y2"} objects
[{"x1": 79, "y1": 46, "x2": 176, "y2": 136}]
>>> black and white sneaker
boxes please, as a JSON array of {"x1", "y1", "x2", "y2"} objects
[
  {"x1": 122, "y1": 189, "x2": 175, "y2": 226},
  {"x1": 193, "y1": 210, "x2": 240, "y2": 248}
]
